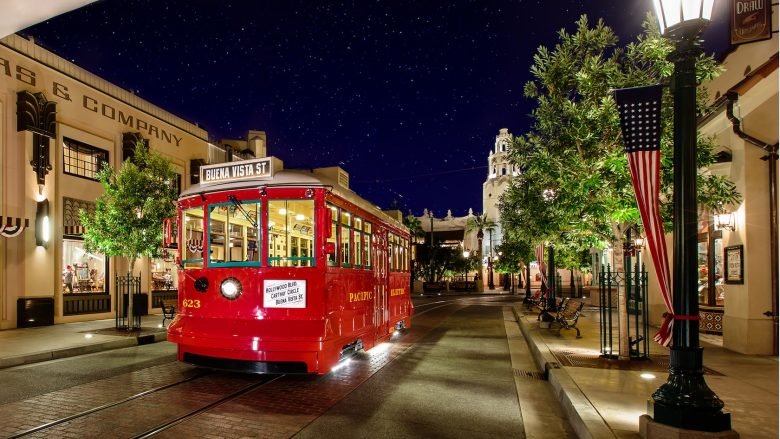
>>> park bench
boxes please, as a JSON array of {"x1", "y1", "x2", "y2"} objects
[
  {"x1": 161, "y1": 299, "x2": 177, "y2": 326},
  {"x1": 449, "y1": 280, "x2": 475, "y2": 292},
  {"x1": 550, "y1": 299, "x2": 584, "y2": 338}
]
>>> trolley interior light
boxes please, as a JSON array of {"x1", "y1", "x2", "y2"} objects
[
  {"x1": 278, "y1": 208, "x2": 287, "y2": 215},
  {"x1": 295, "y1": 213, "x2": 305, "y2": 221},
  {"x1": 220, "y1": 277, "x2": 242, "y2": 300}
]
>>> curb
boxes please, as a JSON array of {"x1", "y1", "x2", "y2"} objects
[
  {"x1": 512, "y1": 305, "x2": 616, "y2": 439},
  {"x1": 0, "y1": 331, "x2": 168, "y2": 370}
]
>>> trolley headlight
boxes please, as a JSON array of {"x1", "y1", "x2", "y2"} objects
[{"x1": 220, "y1": 277, "x2": 242, "y2": 300}]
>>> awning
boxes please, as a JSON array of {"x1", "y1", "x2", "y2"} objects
[
  {"x1": 0, "y1": 216, "x2": 30, "y2": 237},
  {"x1": 64, "y1": 225, "x2": 86, "y2": 236}
]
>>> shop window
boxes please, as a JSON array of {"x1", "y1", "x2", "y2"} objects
[
  {"x1": 268, "y1": 199, "x2": 315, "y2": 267},
  {"x1": 182, "y1": 207, "x2": 204, "y2": 268},
  {"x1": 341, "y1": 210, "x2": 351, "y2": 267},
  {"x1": 62, "y1": 239, "x2": 107, "y2": 294},
  {"x1": 327, "y1": 204, "x2": 339, "y2": 266},
  {"x1": 208, "y1": 200, "x2": 261, "y2": 267},
  {"x1": 63, "y1": 137, "x2": 108, "y2": 181},
  {"x1": 152, "y1": 251, "x2": 178, "y2": 291}
]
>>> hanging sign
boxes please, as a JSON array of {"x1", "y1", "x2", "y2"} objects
[
  {"x1": 731, "y1": 0, "x2": 772, "y2": 45},
  {"x1": 199, "y1": 157, "x2": 275, "y2": 185}
]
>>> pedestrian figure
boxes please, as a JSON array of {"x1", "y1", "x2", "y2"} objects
[{"x1": 63, "y1": 265, "x2": 74, "y2": 293}]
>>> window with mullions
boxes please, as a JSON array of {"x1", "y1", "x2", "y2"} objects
[
  {"x1": 268, "y1": 200, "x2": 315, "y2": 267},
  {"x1": 207, "y1": 201, "x2": 262, "y2": 267},
  {"x1": 402, "y1": 238, "x2": 409, "y2": 271},
  {"x1": 63, "y1": 137, "x2": 109, "y2": 181},
  {"x1": 327, "y1": 204, "x2": 339, "y2": 266},
  {"x1": 353, "y1": 217, "x2": 363, "y2": 268},
  {"x1": 182, "y1": 207, "x2": 205, "y2": 268},
  {"x1": 363, "y1": 222, "x2": 372, "y2": 269},
  {"x1": 389, "y1": 233, "x2": 396, "y2": 271},
  {"x1": 341, "y1": 210, "x2": 351, "y2": 267}
]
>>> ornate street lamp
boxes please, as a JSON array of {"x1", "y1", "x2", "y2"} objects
[{"x1": 644, "y1": 0, "x2": 733, "y2": 435}]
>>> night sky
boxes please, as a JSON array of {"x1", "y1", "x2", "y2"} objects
[{"x1": 22, "y1": 0, "x2": 731, "y2": 218}]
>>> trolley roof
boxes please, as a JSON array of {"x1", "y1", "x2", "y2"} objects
[{"x1": 180, "y1": 163, "x2": 407, "y2": 232}]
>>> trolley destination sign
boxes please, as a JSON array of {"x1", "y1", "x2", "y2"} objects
[{"x1": 199, "y1": 157, "x2": 275, "y2": 185}]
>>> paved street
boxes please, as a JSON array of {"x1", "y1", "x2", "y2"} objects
[{"x1": 0, "y1": 295, "x2": 575, "y2": 438}]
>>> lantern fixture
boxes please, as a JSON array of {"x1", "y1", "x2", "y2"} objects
[
  {"x1": 715, "y1": 211, "x2": 735, "y2": 231},
  {"x1": 653, "y1": 0, "x2": 715, "y2": 38}
]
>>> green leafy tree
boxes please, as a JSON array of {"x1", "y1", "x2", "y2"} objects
[
  {"x1": 500, "y1": 15, "x2": 740, "y2": 265},
  {"x1": 466, "y1": 214, "x2": 497, "y2": 278},
  {"x1": 80, "y1": 141, "x2": 178, "y2": 322},
  {"x1": 416, "y1": 245, "x2": 474, "y2": 283}
]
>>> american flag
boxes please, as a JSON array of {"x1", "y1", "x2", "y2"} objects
[{"x1": 615, "y1": 85, "x2": 674, "y2": 346}]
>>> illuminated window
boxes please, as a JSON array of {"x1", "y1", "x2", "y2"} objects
[
  {"x1": 182, "y1": 207, "x2": 204, "y2": 268},
  {"x1": 363, "y1": 221, "x2": 372, "y2": 269},
  {"x1": 327, "y1": 204, "x2": 339, "y2": 267},
  {"x1": 389, "y1": 233, "x2": 396, "y2": 272},
  {"x1": 63, "y1": 137, "x2": 109, "y2": 181},
  {"x1": 353, "y1": 217, "x2": 363, "y2": 268},
  {"x1": 208, "y1": 200, "x2": 262, "y2": 266},
  {"x1": 268, "y1": 199, "x2": 315, "y2": 267},
  {"x1": 341, "y1": 210, "x2": 351, "y2": 267}
]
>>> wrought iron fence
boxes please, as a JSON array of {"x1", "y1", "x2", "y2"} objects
[
  {"x1": 598, "y1": 264, "x2": 649, "y2": 360},
  {"x1": 116, "y1": 272, "x2": 142, "y2": 329}
]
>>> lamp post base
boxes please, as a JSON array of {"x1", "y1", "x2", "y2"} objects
[
  {"x1": 640, "y1": 415, "x2": 738, "y2": 439},
  {"x1": 649, "y1": 347, "x2": 731, "y2": 432}
]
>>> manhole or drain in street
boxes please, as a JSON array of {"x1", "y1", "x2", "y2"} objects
[{"x1": 513, "y1": 369, "x2": 547, "y2": 380}]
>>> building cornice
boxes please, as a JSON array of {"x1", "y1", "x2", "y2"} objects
[{"x1": 1, "y1": 33, "x2": 209, "y2": 142}]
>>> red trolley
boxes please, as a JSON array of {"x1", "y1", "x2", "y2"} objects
[{"x1": 167, "y1": 157, "x2": 413, "y2": 374}]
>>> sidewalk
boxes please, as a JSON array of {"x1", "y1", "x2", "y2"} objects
[
  {"x1": 513, "y1": 304, "x2": 779, "y2": 438},
  {"x1": 0, "y1": 314, "x2": 168, "y2": 370}
]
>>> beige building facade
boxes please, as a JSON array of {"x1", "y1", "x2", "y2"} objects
[
  {"x1": 643, "y1": 10, "x2": 778, "y2": 355},
  {"x1": 0, "y1": 34, "x2": 256, "y2": 329}
]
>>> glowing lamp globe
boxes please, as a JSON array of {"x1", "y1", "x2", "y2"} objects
[{"x1": 653, "y1": 0, "x2": 714, "y2": 37}]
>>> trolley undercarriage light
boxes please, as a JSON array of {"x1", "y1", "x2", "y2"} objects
[{"x1": 220, "y1": 277, "x2": 242, "y2": 300}]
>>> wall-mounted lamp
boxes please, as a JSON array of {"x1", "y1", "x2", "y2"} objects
[
  {"x1": 715, "y1": 212, "x2": 735, "y2": 231},
  {"x1": 35, "y1": 199, "x2": 49, "y2": 248}
]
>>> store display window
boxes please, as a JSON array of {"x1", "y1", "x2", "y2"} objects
[{"x1": 62, "y1": 239, "x2": 108, "y2": 294}]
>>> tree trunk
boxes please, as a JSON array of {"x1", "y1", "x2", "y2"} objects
[{"x1": 127, "y1": 257, "x2": 137, "y2": 330}]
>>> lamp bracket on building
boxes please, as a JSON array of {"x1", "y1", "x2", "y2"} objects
[{"x1": 16, "y1": 91, "x2": 56, "y2": 186}]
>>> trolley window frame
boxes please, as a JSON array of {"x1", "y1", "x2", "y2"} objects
[
  {"x1": 181, "y1": 206, "x2": 205, "y2": 268},
  {"x1": 206, "y1": 199, "x2": 264, "y2": 268},
  {"x1": 267, "y1": 198, "x2": 316, "y2": 268}
]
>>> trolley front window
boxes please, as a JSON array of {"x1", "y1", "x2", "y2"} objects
[
  {"x1": 182, "y1": 207, "x2": 204, "y2": 268},
  {"x1": 268, "y1": 199, "x2": 315, "y2": 267},
  {"x1": 207, "y1": 200, "x2": 262, "y2": 267}
]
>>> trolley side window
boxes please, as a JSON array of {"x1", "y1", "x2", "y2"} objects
[
  {"x1": 388, "y1": 232, "x2": 396, "y2": 272},
  {"x1": 404, "y1": 239, "x2": 409, "y2": 272},
  {"x1": 182, "y1": 207, "x2": 204, "y2": 268},
  {"x1": 341, "y1": 210, "x2": 351, "y2": 268},
  {"x1": 208, "y1": 200, "x2": 262, "y2": 267},
  {"x1": 363, "y1": 221, "x2": 372, "y2": 269},
  {"x1": 326, "y1": 204, "x2": 339, "y2": 267},
  {"x1": 268, "y1": 199, "x2": 315, "y2": 267},
  {"x1": 353, "y1": 217, "x2": 363, "y2": 268}
]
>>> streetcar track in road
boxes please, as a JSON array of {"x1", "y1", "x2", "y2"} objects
[
  {"x1": 6, "y1": 371, "x2": 211, "y2": 439},
  {"x1": 132, "y1": 374, "x2": 285, "y2": 439}
]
